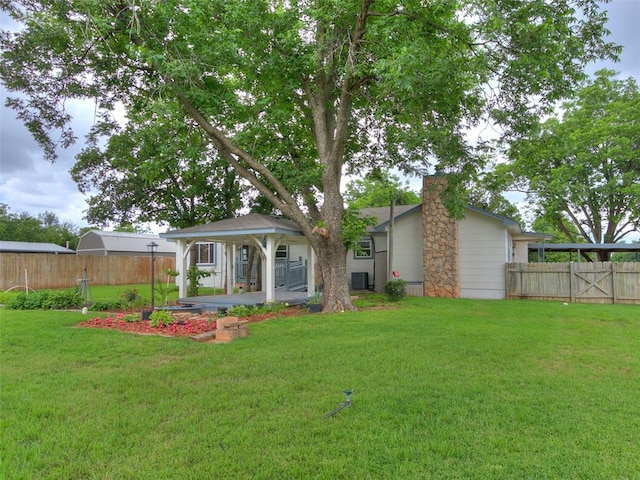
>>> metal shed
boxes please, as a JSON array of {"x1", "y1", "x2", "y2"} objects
[{"x1": 0, "y1": 240, "x2": 76, "y2": 254}]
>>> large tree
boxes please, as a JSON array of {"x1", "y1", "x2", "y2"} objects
[
  {"x1": 344, "y1": 172, "x2": 420, "y2": 209},
  {"x1": 0, "y1": 0, "x2": 618, "y2": 310},
  {"x1": 498, "y1": 70, "x2": 640, "y2": 261},
  {"x1": 71, "y1": 102, "x2": 242, "y2": 229}
]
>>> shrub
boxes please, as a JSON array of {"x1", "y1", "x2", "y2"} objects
[
  {"x1": 43, "y1": 290, "x2": 83, "y2": 309},
  {"x1": 149, "y1": 310, "x2": 175, "y2": 328},
  {"x1": 122, "y1": 313, "x2": 140, "y2": 323},
  {"x1": 228, "y1": 305, "x2": 258, "y2": 317},
  {"x1": 227, "y1": 303, "x2": 288, "y2": 317},
  {"x1": 187, "y1": 266, "x2": 212, "y2": 297},
  {"x1": 5, "y1": 290, "x2": 82, "y2": 310},
  {"x1": 384, "y1": 279, "x2": 407, "y2": 302},
  {"x1": 120, "y1": 288, "x2": 140, "y2": 303},
  {"x1": 89, "y1": 300, "x2": 124, "y2": 312},
  {"x1": 6, "y1": 291, "x2": 47, "y2": 309}
]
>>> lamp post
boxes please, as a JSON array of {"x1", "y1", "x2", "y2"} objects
[{"x1": 147, "y1": 241, "x2": 158, "y2": 311}]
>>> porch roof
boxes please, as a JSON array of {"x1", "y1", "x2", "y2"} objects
[{"x1": 160, "y1": 213, "x2": 307, "y2": 244}]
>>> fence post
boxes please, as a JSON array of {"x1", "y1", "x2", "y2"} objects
[
  {"x1": 569, "y1": 262, "x2": 576, "y2": 303},
  {"x1": 611, "y1": 262, "x2": 618, "y2": 304},
  {"x1": 505, "y1": 264, "x2": 508, "y2": 299}
]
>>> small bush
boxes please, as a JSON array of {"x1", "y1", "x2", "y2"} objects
[
  {"x1": 227, "y1": 303, "x2": 288, "y2": 317},
  {"x1": 43, "y1": 290, "x2": 83, "y2": 309},
  {"x1": 187, "y1": 266, "x2": 213, "y2": 297},
  {"x1": 5, "y1": 290, "x2": 82, "y2": 310},
  {"x1": 120, "y1": 288, "x2": 140, "y2": 303},
  {"x1": 384, "y1": 279, "x2": 407, "y2": 302},
  {"x1": 122, "y1": 313, "x2": 140, "y2": 323},
  {"x1": 149, "y1": 310, "x2": 175, "y2": 328},
  {"x1": 89, "y1": 300, "x2": 124, "y2": 312},
  {"x1": 6, "y1": 291, "x2": 47, "y2": 309},
  {"x1": 228, "y1": 305, "x2": 258, "y2": 317}
]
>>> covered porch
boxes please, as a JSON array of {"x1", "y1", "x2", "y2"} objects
[{"x1": 160, "y1": 214, "x2": 316, "y2": 303}]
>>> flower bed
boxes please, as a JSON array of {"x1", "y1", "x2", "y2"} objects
[
  {"x1": 77, "y1": 313, "x2": 217, "y2": 337},
  {"x1": 76, "y1": 305, "x2": 308, "y2": 338}
]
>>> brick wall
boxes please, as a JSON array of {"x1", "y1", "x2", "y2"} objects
[{"x1": 422, "y1": 175, "x2": 459, "y2": 297}]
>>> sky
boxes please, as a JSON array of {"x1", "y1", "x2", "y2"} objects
[{"x1": 1, "y1": 1, "x2": 639, "y2": 234}]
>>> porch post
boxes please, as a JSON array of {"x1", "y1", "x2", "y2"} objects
[
  {"x1": 175, "y1": 239, "x2": 190, "y2": 298},
  {"x1": 225, "y1": 241, "x2": 234, "y2": 294},
  {"x1": 307, "y1": 243, "x2": 316, "y2": 295},
  {"x1": 264, "y1": 235, "x2": 276, "y2": 303}
]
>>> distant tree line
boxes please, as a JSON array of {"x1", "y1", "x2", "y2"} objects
[{"x1": 0, "y1": 204, "x2": 83, "y2": 250}]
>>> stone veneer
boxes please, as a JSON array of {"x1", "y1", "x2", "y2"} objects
[{"x1": 422, "y1": 175, "x2": 459, "y2": 298}]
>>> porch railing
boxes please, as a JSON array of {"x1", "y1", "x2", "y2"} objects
[{"x1": 235, "y1": 258, "x2": 307, "y2": 291}]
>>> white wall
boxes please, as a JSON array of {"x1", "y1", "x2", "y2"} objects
[
  {"x1": 458, "y1": 210, "x2": 509, "y2": 299},
  {"x1": 196, "y1": 242, "x2": 226, "y2": 289},
  {"x1": 513, "y1": 239, "x2": 530, "y2": 263}
]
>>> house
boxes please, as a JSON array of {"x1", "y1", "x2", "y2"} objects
[
  {"x1": 0, "y1": 240, "x2": 76, "y2": 254},
  {"x1": 76, "y1": 230, "x2": 176, "y2": 257},
  {"x1": 160, "y1": 175, "x2": 549, "y2": 300},
  {"x1": 348, "y1": 175, "x2": 549, "y2": 299}
]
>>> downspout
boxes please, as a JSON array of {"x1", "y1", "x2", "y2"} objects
[{"x1": 388, "y1": 199, "x2": 395, "y2": 281}]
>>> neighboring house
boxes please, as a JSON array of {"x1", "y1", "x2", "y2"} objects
[
  {"x1": 0, "y1": 240, "x2": 76, "y2": 254},
  {"x1": 76, "y1": 230, "x2": 176, "y2": 257},
  {"x1": 347, "y1": 175, "x2": 550, "y2": 299}
]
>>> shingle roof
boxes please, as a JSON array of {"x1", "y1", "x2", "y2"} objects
[{"x1": 161, "y1": 213, "x2": 304, "y2": 241}]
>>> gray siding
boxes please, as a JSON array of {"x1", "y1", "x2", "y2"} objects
[{"x1": 458, "y1": 210, "x2": 509, "y2": 299}]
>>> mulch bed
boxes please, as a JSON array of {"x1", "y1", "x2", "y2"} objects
[{"x1": 76, "y1": 305, "x2": 308, "y2": 338}]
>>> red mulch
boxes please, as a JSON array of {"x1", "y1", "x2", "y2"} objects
[{"x1": 76, "y1": 305, "x2": 307, "y2": 338}]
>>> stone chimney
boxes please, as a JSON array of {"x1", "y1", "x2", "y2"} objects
[{"x1": 422, "y1": 175, "x2": 459, "y2": 298}]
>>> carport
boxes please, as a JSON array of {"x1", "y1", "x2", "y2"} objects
[{"x1": 529, "y1": 242, "x2": 640, "y2": 262}]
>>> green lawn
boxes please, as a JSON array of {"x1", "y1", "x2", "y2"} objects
[{"x1": 1, "y1": 297, "x2": 639, "y2": 479}]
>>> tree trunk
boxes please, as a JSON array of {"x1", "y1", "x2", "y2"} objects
[{"x1": 314, "y1": 235, "x2": 354, "y2": 312}]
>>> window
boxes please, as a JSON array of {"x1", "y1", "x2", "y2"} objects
[
  {"x1": 354, "y1": 239, "x2": 373, "y2": 259},
  {"x1": 276, "y1": 244, "x2": 289, "y2": 259},
  {"x1": 196, "y1": 243, "x2": 217, "y2": 265}
]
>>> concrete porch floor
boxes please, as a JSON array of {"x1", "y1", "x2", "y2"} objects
[{"x1": 177, "y1": 289, "x2": 313, "y2": 312}]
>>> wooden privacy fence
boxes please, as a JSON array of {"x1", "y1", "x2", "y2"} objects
[
  {"x1": 0, "y1": 254, "x2": 176, "y2": 291},
  {"x1": 507, "y1": 262, "x2": 640, "y2": 305}
]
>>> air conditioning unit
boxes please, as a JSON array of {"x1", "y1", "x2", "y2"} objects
[{"x1": 351, "y1": 272, "x2": 369, "y2": 290}]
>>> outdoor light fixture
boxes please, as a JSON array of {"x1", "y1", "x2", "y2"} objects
[{"x1": 147, "y1": 242, "x2": 159, "y2": 311}]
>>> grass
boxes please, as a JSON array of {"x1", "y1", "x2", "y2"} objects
[{"x1": 1, "y1": 297, "x2": 639, "y2": 479}]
